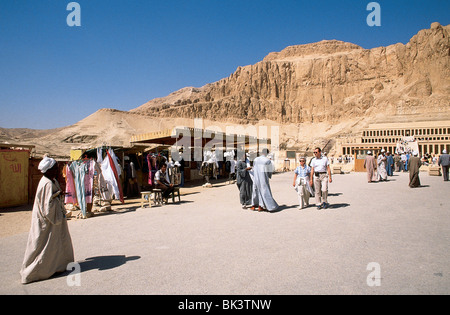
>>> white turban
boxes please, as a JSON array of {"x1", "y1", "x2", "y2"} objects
[{"x1": 38, "y1": 156, "x2": 56, "y2": 173}]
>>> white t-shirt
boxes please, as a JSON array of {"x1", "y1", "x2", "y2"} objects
[
  {"x1": 310, "y1": 156, "x2": 329, "y2": 173},
  {"x1": 155, "y1": 169, "x2": 170, "y2": 184}
]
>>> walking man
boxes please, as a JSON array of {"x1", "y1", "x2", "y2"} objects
[
  {"x1": 377, "y1": 149, "x2": 388, "y2": 181},
  {"x1": 236, "y1": 153, "x2": 253, "y2": 209},
  {"x1": 251, "y1": 148, "x2": 279, "y2": 212},
  {"x1": 364, "y1": 150, "x2": 377, "y2": 183},
  {"x1": 293, "y1": 157, "x2": 314, "y2": 209},
  {"x1": 438, "y1": 149, "x2": 450, "y2": 181},
  {"x1": 309, "y1": 147, "x2": 332, "y2": 209},
  {"x1": 408, "y1": 151, "x2": 422, "y2": 188},
  {"x1": 20, "y1": 155, "x2": 74, "y2": 284}
]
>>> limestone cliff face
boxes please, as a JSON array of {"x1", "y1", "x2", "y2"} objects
[
  {"x1": 131, "y1": 23, "x2": 450, "y2": 124},
  {"x1": 6, "y1": 23, "x2": 448, "y2": 159}
]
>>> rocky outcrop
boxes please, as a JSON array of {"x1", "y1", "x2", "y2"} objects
[
  {"x1": 2, "y1": 23, "x2": 449, "y2": 158},
  {"x1": 131, "y1": 23, "x2": 450, "y2": 125}
]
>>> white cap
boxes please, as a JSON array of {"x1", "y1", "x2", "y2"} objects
[
  {"x1": 367, "y1": 150, "x2": 372, "y2": 154},
  {"x1": 38, "y1": 155, "x2": 56, "y2": 173},
  {"x1": 443, "y1": 149, "x2": 448, "y2": 154},
  {"x1": 381, "y1": 149, "x2": 385, "y2": 153}
]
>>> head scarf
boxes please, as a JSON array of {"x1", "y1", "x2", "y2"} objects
[{"x1": 38, "y1": 155, "x2": 56, "y2": 173}]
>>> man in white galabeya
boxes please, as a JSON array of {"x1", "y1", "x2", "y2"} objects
[
  {"x1": 250, "y1": 148, "x2": 279, "y2": 212},
  {"x1": 20, "y1": 155, "x2": 74, "y2": 284}
]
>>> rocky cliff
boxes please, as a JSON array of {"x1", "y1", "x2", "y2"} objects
[
  {"x1": 2, "y1": 23, "x2": 449, "y2": 158},
  {"x1": 131, "y1": 23, "x2": 450, "y2": 125}
]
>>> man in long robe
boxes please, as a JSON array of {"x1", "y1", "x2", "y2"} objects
[
  {"x1": 364, "y1": 151, "x2": 377, "y2": 183},
  {"x1": 236, "y1": 156, "x2": 253, "y2": 209},
  {"x1": 408, "y1": 152, "x2": 422, "y2": 188},
  {"x1": 20, "y1": 156, "x2": 74, "y2": 284},
  {"x1": 386, "y1": 152, "x2": 394, "y2": 176},
  {"x1": 251, "y1": 149, "x2": 279, "y2": 212},
  {"x1": 377, "y1": 150, "x2": 388, "y2": 181}
]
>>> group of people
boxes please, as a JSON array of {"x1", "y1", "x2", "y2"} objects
[
  {"x1": 364, "y1": 149, "x2": 392, "y2": 183},
  {"x1": 236, "y1": 148, "x2": 279, "y2": 212},
  {"x1": 335, "y1": 155, "x2": 353, "y2": 164},
  {"x1": 19, "y1": 146, "x2": 449, "y2": 285},
  {"x1": 293, "y1": 147, "x2": 332, "y2": 210},
  {"x1": 364, "y1": 149, "x2": 450, "y2": 188},
  {"x1": 236, "y1": 147, "x2": 332, "y2": 212}
]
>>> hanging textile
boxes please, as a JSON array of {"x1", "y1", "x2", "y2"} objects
[
  {"x1": 95, "y1": 160, "x2": 112, "y2": 201},
  {"x1": 147, "y1": 154, "x2": 158, "y2": 186},
  {"x1": 101, "y1": 153, "x2": 119, "y2": 201},
  {"x1": 97, "y1": 147, "x2": 103, "y2": 163},
  {"x1": 84, "y1": 159, "x2": 95, "y2": 204},
  {"x1": 64, "y1": 164, "x2": 78, "y2": 205},
  {"x1": 106, "y1": 149, "x2": 124, "y2": 203},
  {"x1": 69, "y1": 160, "x2": 88, "y2": 217},
  {"x1": 65, "y1": 158, "x2": 97, "y2": 217}
]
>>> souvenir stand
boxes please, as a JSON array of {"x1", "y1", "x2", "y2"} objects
[
  {"x1": 65, "y1": 146, "x2": 124, "y2": 218},
  {"x1": 130, "y1": 127, "x2": 272, "y2": 188}
]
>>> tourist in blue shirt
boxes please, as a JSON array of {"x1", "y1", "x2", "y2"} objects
[{"x1": 293, "y1": 157, "x2": 314, "y2": 209}]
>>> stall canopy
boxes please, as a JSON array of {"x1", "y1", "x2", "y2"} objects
[{"x1": 130, "y1": 127, "x2": 271, "y2": 149}]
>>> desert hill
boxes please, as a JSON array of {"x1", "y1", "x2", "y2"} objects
[{"x1": 2, "y1": 22, "x2": 449, "y2": 159}]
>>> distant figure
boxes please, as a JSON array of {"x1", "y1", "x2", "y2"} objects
[
  {"x1": 386, "y1": 151, "x2": 394, "y2": 176},
  {"x1": 236, "y1": 153, "x2": 253, "y2": 209},
  {"x1": 377, "y1": 149, "x2": 388, "y2": 181},
  {"x1": 179, "y1": 156, "x2": 185, "y2": 187},
  {"x1": 125, "y1": 158, "x2": 140, "y2": 198},
  {"x1": 251, "y1": 149, "x2": 279, "y2": 212},
  {"x1": 394, "y1": 153, "x2": 401, "y2": 172},
  {"x1": 405, "y1": 153, "x2": 410, "y2": 171},
  {"x1": 364, "y1": 151, "x2": 377, "y2": 183},
  {"x1": 400, "y1": 153, "x2": 407, "y2": 172},
  {"x1": 20, "y1": 156, "x2": 74, "y2": 284},
  {"x1": 408, "y1": 151, "x2": 422, "y2": 188},
  {"x1": 438, "y1": 149, "x2": 450, "y2": 181}
]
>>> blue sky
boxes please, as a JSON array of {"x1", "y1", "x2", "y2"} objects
[{"x1": 0, "y1": 0, "x2": 449, "y2": 129}]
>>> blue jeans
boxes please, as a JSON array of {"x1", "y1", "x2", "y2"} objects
[{"x1": 180, "y1": 170, "x2": 184, "y2": 187}]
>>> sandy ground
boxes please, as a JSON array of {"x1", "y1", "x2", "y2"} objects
[
  {"x1": 0, "y1": 182, "x2": 207, "y2": 238},
  {"x1": 0, "y1": 170, "x2": 449, "y2": 295}
]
